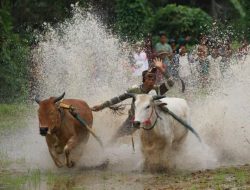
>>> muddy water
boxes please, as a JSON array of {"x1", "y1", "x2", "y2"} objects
[
  {"x1": 1, "y1": 5, "x2": 250, "y2": 190},
  {"x1": 1, "y1": 163, "x2": 250, "y2": 189}
]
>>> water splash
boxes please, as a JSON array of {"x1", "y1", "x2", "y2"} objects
[
  {"x1": 175, "y1": 54, "x2": 250, "y2": 170},
  {"x1": 30, "y1": 6, "x2": 139, "y2": 171},
  {"x1": 1, "y1": 5, "x2": 250, "y2": 172},
  {"x1": 32, "y1": 6, "x2": 136, "y2": 102}
]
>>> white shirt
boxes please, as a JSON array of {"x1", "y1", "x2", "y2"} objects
[{"x1": 133, "y1": 51, "x2": 149, "y2": 76}]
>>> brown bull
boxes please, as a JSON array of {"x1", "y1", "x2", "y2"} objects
[{"x1": 35, "y1": 92, "x2": 93, "y2": 168}]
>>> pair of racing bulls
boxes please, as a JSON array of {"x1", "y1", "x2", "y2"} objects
[{"x1": 36, "y1": 92, "x2": 190, "y2": 171}]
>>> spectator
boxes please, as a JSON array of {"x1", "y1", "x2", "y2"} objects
[
  {"x1": 177, "y1": 36, "x2": 185, "y2": 48},
  {"x1": 173, "y1": 46, "x2": 189, "y2": 80},
  {"x1": 197, "y1": 35, "x2": 210, "y2": 87},
  {"x1": 155, "y1": 32, "x2": 173, "y2": 73},
  {"x1": 197, "y1": 35, "x2": 208, "y2": 60},
  {"x1": 132, "y1": 42, "x2": 149, "y2": 76},
  {"x1": 238, "y1": 39, "x2": 249, "y2": 62},
  {"x1": 169, "y1": 38, "x2": 177, "y2": 54},
  {"x1": 210, "y1": 45, "x2": 220, "y2": 59},
  {"x1": 153, "y1": 51, "x2": 168, "y2": 84},
  {"x1": 155, "y1": 32, "x2": 172, "y2": 55},
  {"x1": 176, "y1": 35, "x2": 190, "y2": 54},
  {"x1": 179, "y1": 45, "x2": 187, "y2": 56}
]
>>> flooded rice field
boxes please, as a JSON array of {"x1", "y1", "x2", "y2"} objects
[
  {"x1": 1, "y1": 165, "x2": 250, "y2": 189},
  {"x1": 0, "y1": 100, "x2": 250, "y2": 189},
  {"x1": 1, "y1": 6, "x2": 250, "y2": 190}
]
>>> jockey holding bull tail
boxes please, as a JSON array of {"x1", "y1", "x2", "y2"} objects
[{"x1": 91, "y1": 58, "x2": 175, "y2": 143}]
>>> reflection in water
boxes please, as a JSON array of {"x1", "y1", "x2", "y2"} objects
[
  {"x1": 2, "y1": 165, "x2": 250, "y2": 190},
  {"x1": 50, "y1": 177, "x2": 75, "y2": 190},
  {"x1": 50, "y1": 171, "x2": 144, "y2": 190},
  {"x1": 0, "y1": 167, "x2": 150, "y2": 190}
]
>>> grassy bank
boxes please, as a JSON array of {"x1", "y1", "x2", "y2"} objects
[
  {"x1": 0, "y1": 104, "x2": 33, "y2": 131},
  {"x1": 0, "y1": 104, "x2": 33, "y2": 171}
]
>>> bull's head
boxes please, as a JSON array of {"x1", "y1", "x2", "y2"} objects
[
  {"x1": 127, "y1": 92, "x2": 166, "y2": 128},
  {"x1": 35, "y1": 92, "x2": 65, "y2": 136}
]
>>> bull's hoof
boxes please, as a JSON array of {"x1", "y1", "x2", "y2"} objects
[
  {"x1": 67, "y1": 161, "x2": 75, "y2": 168},
  {"x1": 55, "y1": 162, "x2": 64, "y2": 168},
  {"x1": 54, "y1": 159, "x2": 64, "y2": 168},
  {"x1": 96, "y1": 159, "x2": 109, "y2": 170}
]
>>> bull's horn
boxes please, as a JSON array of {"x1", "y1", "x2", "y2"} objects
[
  {"x1": 153, "y1": 95, "x2": 166, "y2": 100},
  {"x1": 54, "y1": 92, "x2": 65, "y2": 103},
  {"x1": 125, "y1": 93, "x2": 136, "y2": 99},
  {"x1": 35, "y1": 96, "x2": 41, "y2": 104}
]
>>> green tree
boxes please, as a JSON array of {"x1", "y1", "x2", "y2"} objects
[
  {"x1": 11, "y1": 0, "x2": 88, "y2": 32},
  {"x1": 0, "y1": 4, "x2": 30, "y2": 102},
  {"x1": 152, "y1": 4, "x2": 212, "y2": 38},
  {"x1": 231, "y1": 0, "x2": 250, "y2": 41},
  {"x1": 115, "y1": 0, "x2": 153, "y2": 42}
]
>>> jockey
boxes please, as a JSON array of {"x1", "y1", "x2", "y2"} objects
[{"x1": 91, "y1": 58, "x2": 174, "y2": 142}]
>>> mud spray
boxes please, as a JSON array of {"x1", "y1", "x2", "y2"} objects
[{"x1": 1, "y1": 6, "x2": 250, "y2": 172}]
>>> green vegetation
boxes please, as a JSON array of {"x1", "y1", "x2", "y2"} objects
[
  {"x1": 206, "y1": 166, "x2": 250, "y2": 189},
  {"x1": 0, "y1": 0, "x2": 250, "y2": 102},
  {"x1": 0, "y1": 104, "x2": 32, "y2": 132},
  {"x1": 0, "y1": 151, "x2": 11, "y2": 169},
  {"x1": 0, "y1": 165, "x2": 249, "y2": 189},
  {"x1": 212, "y1": 171, "x2": 227, "y2": 189},
  {"x1": 0, "y1": 168, "x2": 74, "y2": 190},
  {"x1": 230, "y1": 0, "x2": 250, "y2": 40},
  {"x1": 0, "y1": 169, "x2": 42, "y2": 190},
  {"x1": 0, "y1": 174, "x2": 29, "y2": 190},
  {"x1": 45, "y1": 170, "x2": 61, "y2": 185},
  {"x1": 153, "y1": 4, "x2": 212, "y2": 38},
  {"x1": 115, "y1": 0, "x2": 153, "y2": 42},
  {"x1": 0, "y1": 104, "x2": 30, "y2": 116},
  {"x1": 0, "y1": 4, "x2": 30, "y2": 103},
  {"x1": 114, "y1": 2, "x2": 212, "y2": 42}
]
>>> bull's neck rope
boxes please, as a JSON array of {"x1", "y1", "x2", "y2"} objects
[{"x1": 141, "y1": 105, "x2": 160, "y2": 131}]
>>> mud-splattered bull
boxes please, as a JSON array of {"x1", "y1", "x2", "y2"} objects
[
  {"x1": 35, "y1": 92, "x2": 93, "y2": 168},
  {"x1": 131, "y1": 93, "x2": 190, "y2": 172}
]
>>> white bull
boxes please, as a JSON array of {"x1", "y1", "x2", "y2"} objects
[{"x1": 132, "y1": 94, "x2": 189, "y2": 172}]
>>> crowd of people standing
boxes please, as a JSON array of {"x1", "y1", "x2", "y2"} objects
[{"x1": 132, "y1": 31, "x2": 249, "y2": 88}]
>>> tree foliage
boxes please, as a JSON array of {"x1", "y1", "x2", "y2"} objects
[
  {"x1": 231, "y1": 0, "x2": 250, "y2": 40},
  {"x1": 152, "y1": 4, "x2": 212, "y2": 37},
  {"x1": 115, "y1": 0, "x2": 153, "y2": 42},
  {"x1": 11, "y1": 0, "x2": 88, "y2": 31},
  {"x1": 0, "y1": 4, "x2": 30, "y2": 102}
]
